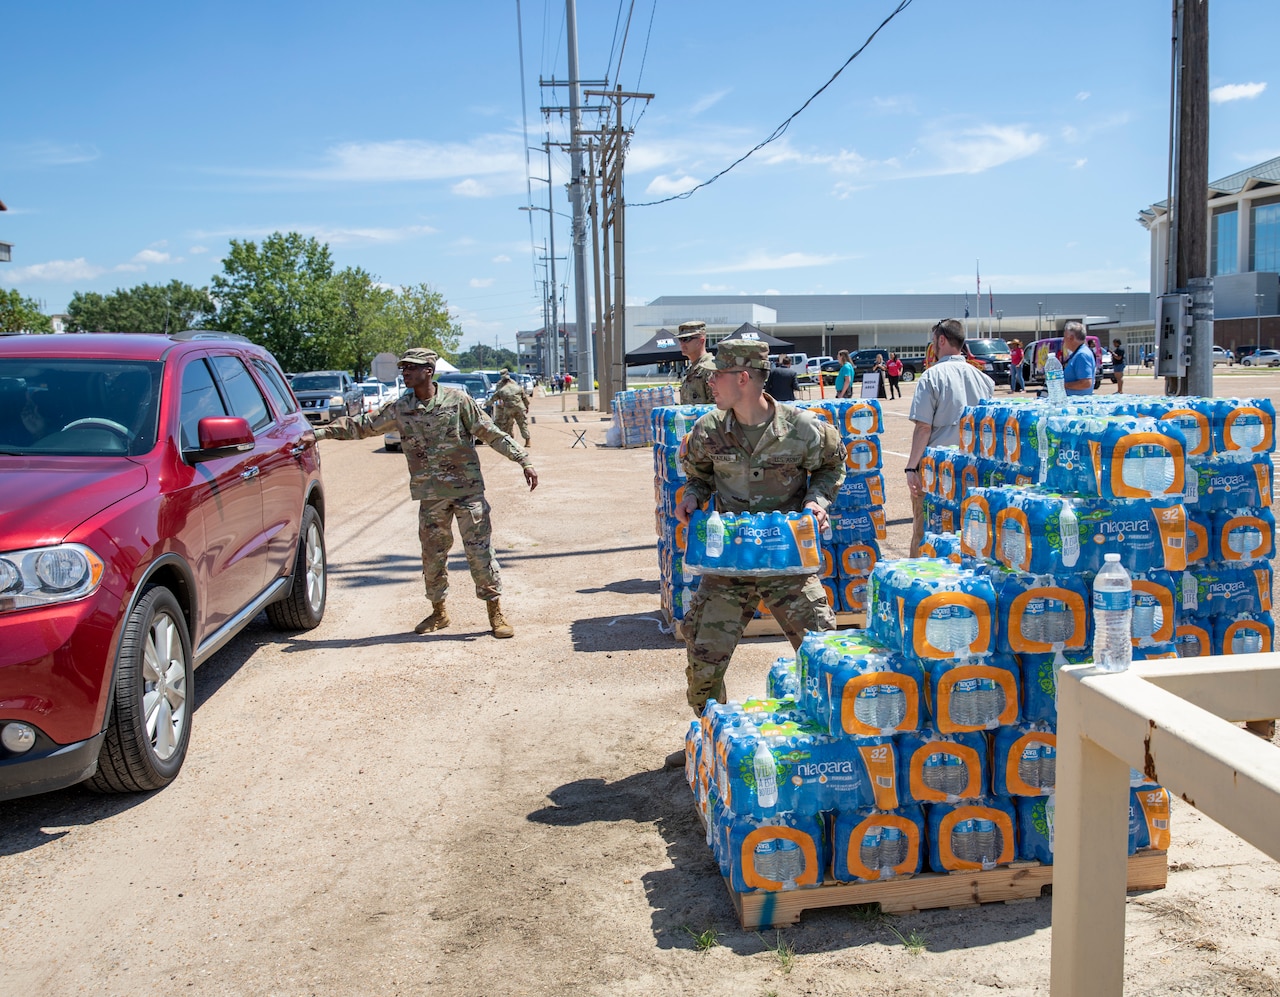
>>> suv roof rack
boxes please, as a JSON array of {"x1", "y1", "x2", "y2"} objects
[{"x1": 170, "y1": 329, "x2": 252, "y2": 343}]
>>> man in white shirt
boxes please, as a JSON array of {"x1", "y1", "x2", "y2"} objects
[{"x1": 904, "y1": 319, "x2": 995, "y2": 555}]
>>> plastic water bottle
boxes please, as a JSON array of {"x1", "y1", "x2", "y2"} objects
[
  {"x1": 1044, "y1": 598, "x2": 1072, "y2": 645},
  {"x1": 1231, "y1": 626, "x2": 1264, "y2": 654},
  {"x1": 945, "y1": 754, "x2": 968, "y2": 797},
  {"x1": 880, "y1": 826, "x2": 906, "y2": 870},
  {"x1": 1131, "y1": 591, "x2": 1158, "y2": 644},
  {"x1": 1018, "y1": 743, "x2": 1042, "y2": 790},
  {"x1": 1227, "y1": 523, "x2": 1263, "y2": 559},
  {"x1": 1001, "y1": 518, "x2": 1027, "y2": 567},
  {"x1": 877, "y1": 683, "x2": 906, "y2": 731},
  {"x1": 1044, "y1": 353, "x2": 1067, "y2": 405},
  {"x1": 975, "y1": 818, "x2": 999, "y2": 865},
  {"x1": 1092, "y1": 553, "x2": 1133, "y2": 672},
  {"x1": 923, "y1": 752, "x2": 949, "y2": 794},
  {"x1": 753, "y1": 737, "x2": 779, "y2": 812},
  {"x1": 860, "y1": 827, "x2": 883, "y2": 871},
  {"x1": 705, "y1": 509, "x2": 725, "y2": 561},
  {"x1": 1059, "y1": 500, "x2": 1080, "y2": 568},
  {"x1": 754, "y1": 837, "x2": 778, "y2": 882},
  {"x1": 1040, "y1": 743, "x2": 1057, "y2": 789},
  {"x1": 1021, "y1": 597, "x2": 1046, "y2": 645},
  {"x1": 774, "y1": 838, "x2": 803, "y2": 888},
  {"x1": 853, "y1": 686, "x2": 880, "y2": 729}
]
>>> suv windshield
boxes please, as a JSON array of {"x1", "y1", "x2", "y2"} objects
[
  {"x1": 967, "y1": 339, "x2": 1009, "y2": 356},
  {"x1": 0, "y1": 359, "x2": 162, "y2": 457},
  {"x1": 291, "y1": 374, "x2": 342, "y2": 392},
  {"x1": 438, "y1": 374, "x2": 488, "y2": 400}
]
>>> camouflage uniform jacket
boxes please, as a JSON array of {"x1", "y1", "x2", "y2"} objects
[
  {"x1": 491, "y1": 379, "x2": 528, "y2": 412},
  {"x1": 681, "y1": 400, "x2": 845, "y2": 514},
  {"x1": 316, "y1": 385, "x2": 532, "y2": 501},
  {"x1": 679, "y1": 352, "x2": 717, "y2": 404}
]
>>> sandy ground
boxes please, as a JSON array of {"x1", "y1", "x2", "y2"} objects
[{"x1": 2, "y1": 372, "x2": 1279, "y2": 996}]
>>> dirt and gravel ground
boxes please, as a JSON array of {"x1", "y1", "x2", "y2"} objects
[{"x1": 2, "y1": 373, "x2": 1278, "y2": 996}]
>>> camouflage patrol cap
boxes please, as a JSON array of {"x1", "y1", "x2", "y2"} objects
[
  {"x1": 398, "y1": 347, "x2": 439, "y2": 368},
  {"x1": 713, "y1": 339, "x2": 770, "y2": 371},
  {"x1": 676, "y1": 320, "x2": 707, "y2": 339}
]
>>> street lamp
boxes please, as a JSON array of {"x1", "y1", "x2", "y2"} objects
[
  {"x1": 1037, "y1": 302, "x2": 1043, "y2": 335},
  {"x1": 1116, "y1": 303, "x2": 1126, "y2": 326},
  {"x1": 824, "y1": 322, "x2": 834, "y2": 357},
  {"x1": 1257, "y1": 292, "x2": 1265, "y2": 350},
  {"x1": 996, "y1": 309, "x2": 1003, "y2": 333}
]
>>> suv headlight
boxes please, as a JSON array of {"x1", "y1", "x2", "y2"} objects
[
  {"x1": 0, "y1": 544, "x2": 105, "y2": 613},
  {"x1": 328, "y1": 395, "x2": 345, "y2": 407}
]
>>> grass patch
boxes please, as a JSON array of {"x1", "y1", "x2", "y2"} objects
[
  {"x1": 883, "y1": 920, "x2": 927, "y2": 956},
  {"x1": 684, "y1": 924, "x2": 719, "y2": 951},
  {"x1": 758, "y1": 931, "x2": 796, "y2": 973}
]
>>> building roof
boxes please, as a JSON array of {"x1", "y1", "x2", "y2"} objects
[{"x1": 1139, "y1": 155, "x2": 1280, "y2": 227}]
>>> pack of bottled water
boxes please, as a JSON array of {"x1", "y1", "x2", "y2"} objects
[
  {"x1": 1180, "y1": 562, "x2": 1273, "y2": 617},
  {"x1": 767, "y1": 656, "x2": 800, "y2": 700},
  {"x1": 896, "y1": 728, "x2": 989, "y2": 804},
  {"x1": 993, "y1": 568, "x2": 1091, "y2": 656},
  {"x1": 651, "y1": 403, "x2": 716, "y2": 447},
  {"x1": 920, "y1": 531, "x2": 965, "y2": 565},
  {"x1": 802, "y1": 644, "x2": 925, "y2": 738},
  {"x1": 613, "y1": 386, "x2": 676, "y2": 446},
  {"x1": 683, "y1": 509, "x2": 823, "y2": 576},
  {"x1": 834, "y1": 471, "x2": 885, "y2": 510},
  {"x1": 1018, "y1": 649, "x2": 1092, "y2": 723},
  {"x1": 830, "y1": 507, "x2": 887, "y2": 547},
  {"x1": 992, "y1": 722, "x2": 1057, "y2": 796},
  {"x1": 1016, "y1": 796, "x2": 1056, "y2": 863},
  {"x1": 1043, "y1": 413, "x2": 1189, "y2": 500},
  {"x1": 926, "y1": 797, "x2": 1018, "y2": 872},
  {"x1": 1187, "y1": 452, "x2": 1274, "y2": 510},
  {"x1": 718, "y1": 810, "x2": 829, "y2": 893},
  {"x1": 867, "y1": 559, "x2": 998, "y2": 660},
  {"x1": 832, "y1": 806, "x2": 926, "y2": 882},
  {"x1": 843, "y1": 435, "x2": 882, "y2": 473},
  {"x1": 925, "y1": 655, "x2": 1021, "y2": 733},
  {"x1": 1129, "y1": 784, "x2": 1172, "y2": 851},
  {"x1": 1212, "y1": 612, "x2": 1275, "y2": 655},
  {"x1": 1211, "y1": 507, "x2": 1276, "y2": 562}
]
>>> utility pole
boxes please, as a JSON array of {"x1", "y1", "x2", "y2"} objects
[
  {"x1": 565, "y1": 0, "x2": 594, "y2": 409},
  {"x1": 543, "y1": 139, "x2": 559, "y2": 381},
  {"x1": 584, "y1": 86, "x2": 653, "y2": 411},
  {"x1": 1167, "y1": 0, "x2": 1211, "y2": 397}
]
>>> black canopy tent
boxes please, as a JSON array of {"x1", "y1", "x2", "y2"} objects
[
  {"x1": 624, "y1": 328, "x2": 686, "y2": 365},
  {"x1": 722, "y1": 322, "x2": 795, "y2": 352}
]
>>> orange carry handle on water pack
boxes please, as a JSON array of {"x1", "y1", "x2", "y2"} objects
[{"x1": 838, "y1": 812, "x2": 924, "y2": 882}]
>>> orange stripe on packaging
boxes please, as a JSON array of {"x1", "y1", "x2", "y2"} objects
[
  {"x1": 842, "y1": 814, "x2": 922, "y2": 882},
  {"x1": 739, "y1": 827, "x2": 822, "y2": 890}
]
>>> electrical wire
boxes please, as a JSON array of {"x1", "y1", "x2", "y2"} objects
[
  {"x1": 516, "y1": 0, "x2": 541, "y2": 295},
  {"x1": 627, "y1": 0, "x2": 658, "y2": 131},
  {"x1": 631, "y1": 0, "x2": 915, "y2": 208}
]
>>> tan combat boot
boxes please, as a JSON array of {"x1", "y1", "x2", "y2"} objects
[
  {"x1": 414, "y1": 601, "x2": 449, "y2": 634},
  {"x1": 486, "y1": 599, "x2": 515, "y2": 638}
]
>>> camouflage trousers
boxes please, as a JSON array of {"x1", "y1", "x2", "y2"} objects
[
  {"x1": 494, "y1": 406, "x2": 530, "y2": 444},
  {"x1": 683, "y1": 572, "x2": 836, "y2": 716},
  {"x1": 418, "y1": 494, "x2": 501, "y2": 603}
]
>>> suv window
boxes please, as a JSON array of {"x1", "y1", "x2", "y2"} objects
[
  {"x1": 966, "y1": 339, "x2": 1009, "y2": 356},
  {"x1": 211, "y1": 355, "x2": 272, "y2": 431},
  {"x1": 179, "y1": 358, "x2": 229, "y2": 450},
  {"x1": 291, "y1": 373, "x2": 342, "y2": 392},
  {"x1": 253, "y1": 358, "x2": 299, "y2": 415},
  {"x1": 438, "y1": 373, "x2": 490, "y2": 400}
]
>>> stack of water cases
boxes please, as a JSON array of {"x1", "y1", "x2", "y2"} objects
[
  {"x1": 613, "y1": 385, "x2": 675, "y2": 447},
  {"x1": 652, "y1": 399, "x2": 888, "y2": 629},
  {"x1": 653, "y1": 404, "x2": 715, "y2": 627},
  {"x1": 793, "y1": 398, "x2": 887, "y2": 615}
]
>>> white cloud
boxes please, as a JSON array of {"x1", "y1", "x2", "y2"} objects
[
  {"x1": 469, "y1": 277, "x2": 495, "y2": 288},
  {"x1": 913, "y1": 124, "x2": 1045, "y2": 175},
  {"x1": 189, "y1": 245, "x2": 210, "y2": 254},
  {"x1": 690, "y1": 89, "x2": 731, "y2": 115},
  {"x1": 1076, "y1": 91, "x2": 1091, "y2": 101},
  {"x1": 9, "y1": 141, "x2": 100, "y2": 167},
  {"x1": 692, "y1": 251, "x2": 855, "y2": 274},
  {"x1": 0, "y1": 258, "x2": 105, "y2": 283},
  {"x1": 871, "y1": 95, "x2": 916, "y2": 114},
  {"x1": 700, "y1": 283, "x2": 731, "y2": 292},
  {"x1": 452, "y1": 178, "x2": 492, "y2": 197},
  {"x1": 1073, "y1": 158, "x2": 1088, "y2": 169},
  {"x1": 133, "y1": 249, "x2": 171, "y2": 264},
  {"x1": 291, "y1": 136, "x2": 525, "y2": 182},
  {"x1": 645, "y1": 174, "x2": 700, "y2": 196},
  {"x1": 492, "y1": 254, "x2": 512, "y2": 264},
  {"x1": 962, "y1": 269, "x2": 1146, "y2": 293},
  {"x1": 1211, "y1": 82, "x2": 1267, "y2": 104}
]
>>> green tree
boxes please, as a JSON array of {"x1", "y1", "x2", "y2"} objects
[
  {"x1": 211, "y1": 232, "x2": 342, "y2": 372},
  {"x1": 0, "y1": 289, "x2": 52, "y2": 334},
  {"x1": 382, "y1": 282, "x2": 462, "y2": 360},
  {"x1": 65, "y1": 280, "x2": 215, "y2": 333},
  {"x1": 454, "y1": 344, "x2": 519, "y2": 370},
  {"x1": 332, "y1": 267, "x2": 394, "y2": 380}
]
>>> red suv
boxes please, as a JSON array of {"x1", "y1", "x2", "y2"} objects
[{"x1": 0, "y1": 332, "x2": 326, "y2": 801}]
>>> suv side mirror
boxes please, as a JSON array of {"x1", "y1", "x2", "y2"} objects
[{"x1": 189, "y1": 416, "x2": 254, "y2": 462}]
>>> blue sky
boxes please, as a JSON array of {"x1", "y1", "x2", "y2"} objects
[{"x1": 2, "y1": 1, "x2": 1275, "y2": 350}]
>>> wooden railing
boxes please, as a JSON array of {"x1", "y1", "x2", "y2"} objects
[{"x1": 1051, "y1": 654, "x2": 1280, "y2": 994}]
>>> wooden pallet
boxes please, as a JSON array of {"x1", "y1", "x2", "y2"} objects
[
  {"x1": 742, "y1": 610, "x2": 867, "y2": 638},
  {"x1": 725, "y1": 851, "x2": 1168, "y2": 929}
]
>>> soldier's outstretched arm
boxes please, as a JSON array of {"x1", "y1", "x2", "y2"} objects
[
  {"x1": 464, "y1": 395, "x2": 536, "y2": 484},
  {"x1": 313, "y1": 400, "x2": 399, "y2": 441}
]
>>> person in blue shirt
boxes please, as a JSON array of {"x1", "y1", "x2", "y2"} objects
[
  {"x1": 834, "y1": 349, "x2": 856, "y2": 398},
  {"x1": 1061, "y1": 321, "x2": 1095, "y2": 395}
]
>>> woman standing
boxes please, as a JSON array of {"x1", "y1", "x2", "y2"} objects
[
  {"x1": 872, "y1": 353, "x2": 888, "y2": 399},
  {"x1": 885, "y1": 353, "x2": 903, "y2": 399},
  {"x1": 834, "y1": 349, "x2": 856, "y2": 398},
  {"x1": 1008, "y1": 339, "x2": 1025, "y2": 392}
]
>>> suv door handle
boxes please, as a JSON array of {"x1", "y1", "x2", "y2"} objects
[
  {"x1": 241, "y1": 465, "x2": 260, "y2": 480},
  {"x1": 289, "y1": 443, "x2": 306, "y2": 457}
]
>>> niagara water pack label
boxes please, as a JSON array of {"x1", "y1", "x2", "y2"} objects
[
  {"x1": 1129, "y1": 785, "x2": 1172, "y2": 852},
  {"x1": 832, "y1": 806, "x2": 926, "y2": 883},
  {"x1": 993, "y1": 723, "x2": 1057, "y2": 796},
  {"x1": 683, "y1": 509, "x2": 821, "y2": 576},
  {"x1": 1186, "y1": 563, "x2": 1272, "y2": 617},
  {"x1": 834, "y1": 471, "x2": 885, "y2": 510},
  {"x1": 1190, "y1": 453, "x2": 1274, "y2": 510}
]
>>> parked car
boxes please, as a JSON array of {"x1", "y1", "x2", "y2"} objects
[
  {"x1": 1022, "y1": 335, "x2": 1105, "y2": 389},
  {"x1": 959, "y1": 338, "x2": 1012, "y2": 385},
  {"x1": 1242, "y1": 349, "x2": 1280, "y2": 367},
  {"x1": 291, "y1": 370, "x2": 362, "y2": 425},
  {"x1": 852, "y1": 348, "x2": 919, "y2": 383},
  {"x1": 360, "y1": 380, "x2": 390, "y2": 414},
  {"x1": 1212, "y1": 345, "x2": 1232, "y2": 366},
  {"x1": 0, "y1": 332, "x2": 326, "y2": 802},
  {"x1": 801, "y1": 356, "x2": 835, "y2": 382},
  {"x1": 1100, "y1": 349, "x2": 1115, "y2": 381}
]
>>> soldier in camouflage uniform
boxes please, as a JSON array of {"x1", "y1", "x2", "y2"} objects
[
  {"x1": 677, "y1": 320, "x2": 716, "y2": 404},
  {"x1": 314, "y1": 348, "x2": 537, "y2": 639},
  {"x1": 491, "y1": 369, "x2": 531, "y2": 446},
  {"x1": 673, "y1": 339, "x2": 845, "y2": 741}
]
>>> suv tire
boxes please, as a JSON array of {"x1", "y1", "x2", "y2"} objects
[
  {"x1": 900, "y1": 368, "x2": 915, "y2": 383},
  {"x1": 88, "y1": 586, "x2": 193, "y2": 793},
  {"x1": 267, "y1": 505, "x2": 327, "y2": 631}
]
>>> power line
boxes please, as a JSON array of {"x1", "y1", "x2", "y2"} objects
[
  {"x1": 627, "y1": 0, "x2": 658, "y2": 131},
  {"x1": 631, "y1": 0, "x2": 915, "y2": 208},
  {"x1": 515, "y1": 0, "x2": 540, "y2": 291}
]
